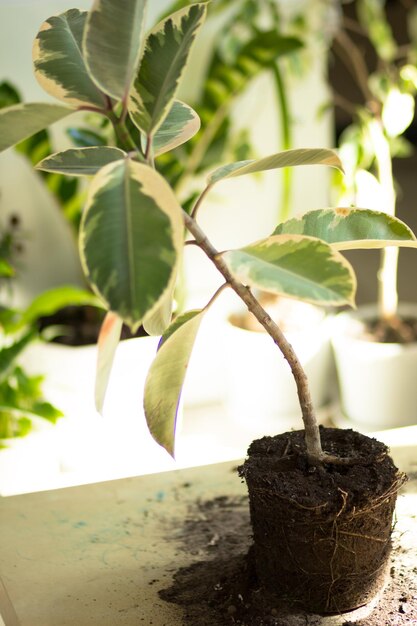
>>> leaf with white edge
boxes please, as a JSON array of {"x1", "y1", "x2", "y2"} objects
[
  {"x1": 95, "y1": 312, "x2": 123, "y2": 413},
  {"x1": 207, "y1": 148, "x2": 343, "y2": 185},
  {"x1": 33, "y1": 9, "x2": 107, "y2": 108},
  {"x1": 129, "y1": 3, "x2": 207, "y2": 135},
  {"x1": 144, "y1": 310, "x2": 204, "y2": 456},
  {"x1": 83, "y1": 0, "x2": 147, "y2": 101},
  {"x1": 142, "y1": 281, "x2": 176, "y2": 336},
  {"x1": 153, "y1": 100, "x2": 200, "y2": 156},
  {"x1": 0, "y1": 103, "x2": 73, "y2": 153},
  {"x1": 222, "y1": 235, "x2": 356, "y2": 307},
  {"x1": 79, "y1": 159, "x2": 183, "y2": 330},
  {"x1": 36, "y1": 147, "x2": 127, "y2": 176},
  {"x1": 273, "y1": 208, "x2": 417, "y2": 250}
]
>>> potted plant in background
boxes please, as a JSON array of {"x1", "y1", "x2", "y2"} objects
[
  {"x1": 0, "y1": 215, "x2": 63, "y2": 494},
  {"x1": 330, "y1": 0, "x2": 417, "y2": 430},
  {"x1": 0, "y1": 0, "x2": 415, "y2": 618}
]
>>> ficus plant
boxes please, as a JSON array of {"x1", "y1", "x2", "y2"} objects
[
  {"x1": 1, "y1": 0, "x2": 417, "y2": 465},
  {"x1": 332, "y1": 0, "x2": 417, "y2": 329}
]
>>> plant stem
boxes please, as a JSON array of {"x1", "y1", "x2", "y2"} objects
[
  {"x1": 368, "y1": 119, "x2": 398, "y2": 320},
  {"x1": 107, "y1": 111, "x2": 143, "y2": 156},
  {"x1": 271, "y1": 62, "x2": 293, "y2": 223},
  {"x1": 181, "y1": 208, "x2": 325, "y2": 465}
]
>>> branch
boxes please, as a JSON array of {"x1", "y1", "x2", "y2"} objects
[
  {"x1": 333, "y1": 29, "x2": 375, "y2": 105},
  {"x1": 182, "y1": 209, "x2": 324, "y2": 464}
]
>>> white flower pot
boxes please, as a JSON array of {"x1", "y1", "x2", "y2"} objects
[
  {"x1": 0, "y1": 424, "x2": 60, "y2": 496},
  {"x1": 224, "y1": 298, "x2": 335, "y2": 434},
  {"x1": 332, "y1": 303, "x2": 417, "y2": 430}
]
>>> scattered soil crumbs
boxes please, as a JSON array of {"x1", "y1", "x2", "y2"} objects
[{"x1": 160, "y1": 485, "x2": 417, "y2": 625}]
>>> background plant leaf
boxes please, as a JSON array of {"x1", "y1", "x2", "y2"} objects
[
  {"x1": 4, "y1": 286, "x2": 103, "y2": 334},
  {"x1": 0, "y1": 103, "x2": 73, "y2": 153},
  {"x1": 83, "y1": 0, "x2": 147, "y2": 101},
  {"x1": 129, "y1": 3, "x2": 207, "y2": 135},
  {"x1": 273, "y1": 208, "x2": 417, "y2": 250},
  {"x1": 37, "y1": 147, "x2": 127, "y2": 176},
  {"x1": 222, "y1": 235, "x2": 356, "y2": 306},
  {"x1": 0, "y1": 330, "x2": 37, "y2": 380},
  {"x1": 144, "y1": 310, "x2": 204, "y2": 456},
  {"x1": 33, "y1": 9, "x2": 107, "y2": 108},
  {"x1": 79, "y1": 160, "x2": 183, "y2": 330},
  {"x1": 208, "y1": 148, "x2": 343, "y2": 184}
]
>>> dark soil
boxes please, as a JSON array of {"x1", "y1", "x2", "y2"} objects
[
  {"x1": 351, "y1": 315, "x2": 417, "y2": 344},
  {"x1": 160, "y1": 429, "x2": 414, "y2": 625},
  {"x1": 38, "y1": 305, "x2": 147, "y2": 346},
  {"x1": 240, "y1": 429, "x2": 402, "y2": 613}
]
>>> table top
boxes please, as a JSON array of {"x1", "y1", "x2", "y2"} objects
[
  {"x1": 0, "y1": 431, "x2": 416, "y2": 626},
  {"x1": 0, "y1": 460, "x2": 243, "y2": 626}
]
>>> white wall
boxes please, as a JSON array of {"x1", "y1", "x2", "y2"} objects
[{"x1": 0, "y1": 0, "x2": 335, "y2": 307}]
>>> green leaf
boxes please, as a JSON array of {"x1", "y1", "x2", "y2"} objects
[
  {"x1": 222, "y1": 235, "x2": 356, "y2": 307},
  {"x1": 153, "y1": 100, "x2": 200, "y2": 156},
  {"x1": 208, "y1": 148, "x2": 344, "y2": 184},
  {"x1": 0, "y1": 103, "x2": 73, "y2": 153},
  {"x1": 66, "y1": 127, "x2": 107, "y2": 148},
  {"x1": 0, "y1": 330, "x2": 37, "y2": 380},
  {"x1": 33, "y1": 9, "x2": 107, "y2": 108},
  {"x1": 30, "y1": 402, "x2": 63, "y2": 423},
  {"x1": 0, "y1": 259, "x2": 14, "y2": 278},
  {"x1": 357, "y1": 0, "x2": 397, "y2": 62},
  {"x1": 79, "y1": 159, "x2": 183, "y2": 329},
  {"x1": 129, "y1": 3, "x2": 207, "y2": 135},
  {"x1": 144, "y1": 310, "x2": 204, "y2": 456},
  {"x1": 273, "y1": 208, "x2": 417, "y2": 251},
  {"x1": 95, "y1": 312, "x2": 123, "y2": 413},
  {"x1": 142, "y1": 282, "x2": 176, "y2": 336},
  {"x1": 7, "y1": 286, "x2": 103, "y2": 334},
  {"x1": 83, "y1": 0, "x2": 147, "y2": 102},
  {"x1": 36, "y1": 147, "x2": 127, "y2": 176},
  {"x1": 0, "y1": 82, "x2": 21, "y2": 108}
]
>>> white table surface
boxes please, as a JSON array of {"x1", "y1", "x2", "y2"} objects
[{"x1": 0, "y1": 429, "x2": 416, "y2": 626}]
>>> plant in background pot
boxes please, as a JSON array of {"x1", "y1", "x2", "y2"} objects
[
  {"x1": 330, "y1": 0, "x2": 417, "y2": 430},
  {"x1": 0, "y1": 0, "x2": 415, "y2": 618},
  {"x1": 0, "y1": 217, "x2": 64, "y2": 493}
]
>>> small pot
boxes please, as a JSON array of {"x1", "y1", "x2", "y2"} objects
[
  {"x1": 239, "y1": 427, "x2": 404, "y2": 614},
  {"x1": 332, "y1": 303, "x2": 417, "y2": 430},
  {"x1": 0, "y1": 423, "x2": 60, "y2": 496},
  {"x1": 225, "y1": 297, "x2": 335, "y2": 433}
]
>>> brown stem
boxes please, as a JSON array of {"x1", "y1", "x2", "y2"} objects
[
  {"x1": 333, "y1": 29, "x2": 375, "y2": 105},
  {"x1": 182, "y1": 209, "x2": 325, "y2": 464}
]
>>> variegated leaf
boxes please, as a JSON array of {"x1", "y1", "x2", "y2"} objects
[
  {"x1": 208, "y1": 148, "x2": 343, "y2": 185},
  {"x1": 142, "y1": 281, "x2": 176, "y2": 336},
  {"x1": 273, "y1": 208, "x2": 417, "y2": 250},
  {"x1": 222, "y1": 235, "x2": 356, "y2": 307},
  {"x1": 95, "y1": 312, "x2": 123, "y2": 413},
  {"x1": 0, "y1": 103, "x2": 73, "y2": 153},
  {"x1": 33, "y1": 9, "x2": 107, "y2": 108},
  {"x1": 144, "y1": 310, "x2": 204, "y2": 456},
  {"x1": 129, "y1": 3, "x2": 207, "y2": 135},
  {"x1": 36, "y1": 146, "x2": 127, "y2": 176},
  {"x1": 79, "y1": 159, "x2": 183, "y2": 330},
  {"x1": 83, "y1": 0, "x2": 147, "y2": 102},
  {"x1": 153, "y1": 100, "x2": 200, "y2": 156}
]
